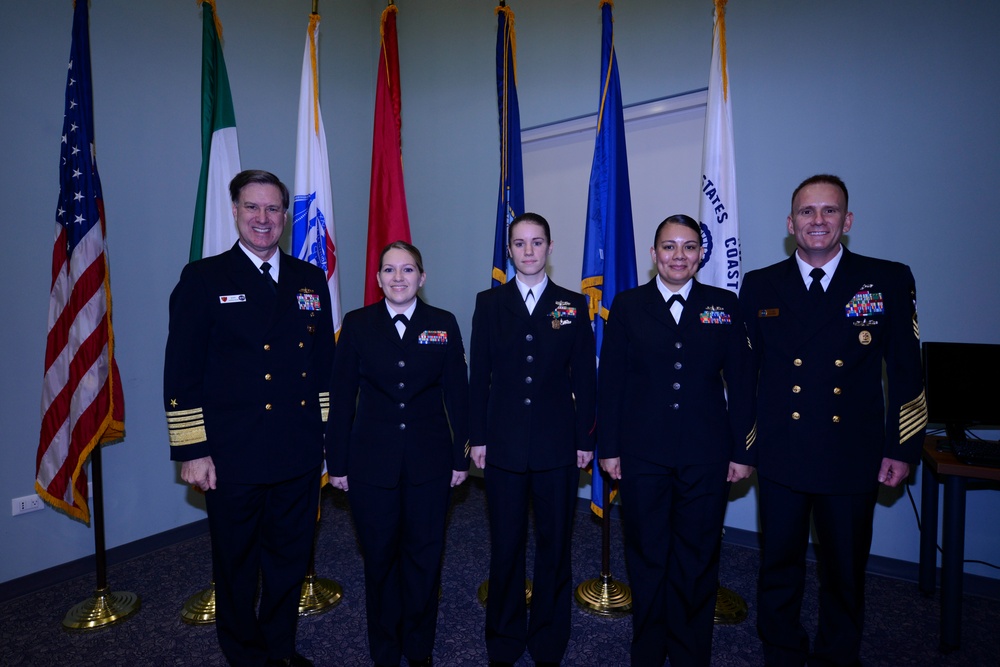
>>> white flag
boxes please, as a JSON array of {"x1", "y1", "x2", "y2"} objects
[
  {"x1": 293, "y1": 13, "x2": 342, "y2": 335},
  {"x1": 698, "y1": 0, "x2": 741, "y2": 293}
]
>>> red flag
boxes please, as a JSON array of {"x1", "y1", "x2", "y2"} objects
[
  {"x1": 37, "y1": 0, "x2": 125, "y2": 524},
  {"x1": 365, "y1": 4, "x2": 411, "y2": 305}
]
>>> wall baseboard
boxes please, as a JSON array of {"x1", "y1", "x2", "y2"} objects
[{"x1": 0, "y1": 518, "x2": 208, "y2": 604}]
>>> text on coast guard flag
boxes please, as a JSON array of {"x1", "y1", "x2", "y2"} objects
[
  {"x1": 492, "y1": 4, "x2": 524, "y2": 287},
  {"x1": 581, "y1": 0, "x2": 637, "y2": 518},
  {"x1": 37, "y1": 0, "x2": 125, "y2": 524},
  {"x1": 698, "y1": 0, "x2": 740, "y2": 293},
  {"x1": 365, "y1": 4, "x2": 412, "y2": 305},
  {"x1": 191, "y1": 0, "x2": 241, "y2": 262},
  {"x1": 293, "y1": 12, "x2": 342, "y2": 336}
]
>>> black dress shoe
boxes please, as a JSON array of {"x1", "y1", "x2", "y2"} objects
[
  {"x1": 265, "y1": 653, "x2": 313, "y2": 667},
  {"x1": 408, "y1": 658, "x2": 433, "y2": 667}
]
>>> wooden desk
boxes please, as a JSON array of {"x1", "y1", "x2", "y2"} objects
[{"x1": 918, "y1": 437, "x2": 1000, "y2": 651}]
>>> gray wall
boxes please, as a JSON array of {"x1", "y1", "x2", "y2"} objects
[{"x1": 2, "y1": 0, "x2": 998, "y2": 584}]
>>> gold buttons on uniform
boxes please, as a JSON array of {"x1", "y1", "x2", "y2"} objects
[
  {"x1": 792, "y1": 385, "x2": 801, "y2": 393},
  {"x1": 302, "y1": 372, "x2": 307, "y2": 378},
  {"x1": 264, "y1": 344, "x2": 271, "y2": 351},
  {"x1": 793, "y1": 358, "x2": 803, "y2": 366},
  {"x1": 264, "y1": 373, "x2": 272, "y2": 381},
  {"x1": 265, "y1": 404, "x2": 273, "y2": 411},
  {"x1": 301, "y1": 400, "x2": 307, "y2": 407},
  {"x1": 835, "y1": 359, "x2": 844, "y2": 367},
  {"x1": 833, "y1": 387, "x2": 842, "y2": 395},
  {"x1": 832, "y1": 415, "x2": 841, "y2": 423},
  {"x1": 792, "y1": 412, "x2": 800, "y2": 420},
  {"x1": 298, "y1": 342, "x2": 304, "y2": 348}
]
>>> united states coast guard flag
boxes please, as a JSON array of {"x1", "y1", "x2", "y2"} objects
[
  {"x1": 698, "y1": 0, "x2": 740, "y2": 293},
  {"x1": 37, "y1": 0, "x2": 125, "y2": 524},
  {"x1": 293, "y1": 12, "x2": 342, "y2": 336},
  {"x1": 191, "y1": 0, "x2": 241, "y2": 262},
  {"x1": 581, "y1": 0, "x2": 637, "y2": 517},
  {"x1": 491, "y1": 3, "x2": 524, "y2": 287}
]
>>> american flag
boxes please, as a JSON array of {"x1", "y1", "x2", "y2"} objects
[{"x1": 36, "y1": 1, "x2": 125, "y2": 524}]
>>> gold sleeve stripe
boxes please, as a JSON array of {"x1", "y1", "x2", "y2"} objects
[
  {"x1": 745, "y1": 421, "x2": 757, "y2": 450},
  {"x1": 746, "y1": 335, "x2": 752, "y2": 350},
  {"x1": 166, "y1": 408, "x2": 207, "y2": 446},
  {"x1": 912, "y1": 313, "x2": 920, "y2": 340},
  {"x1": 318, "y1": 391, "x2": 330, "y2": 422},
  {"x1": 463, "y1": 441, "x2": 471, "y2": 458},
  {"x1": 899, "y1": 390, "x2": 928, "y2": 444}
]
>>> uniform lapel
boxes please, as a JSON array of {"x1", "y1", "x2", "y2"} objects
[
  {"x1": 400, "y1": 299, "x2": 425, "y2": 347},
  {"x1": 376, "y1": 300, "x2": 406, "y2": 348},
  {"x1": 226, "y1": 244, "x2": 273, "y2": 320},
  {"x1": 501, "y1": 280, "x2": 532, "y2": 321},
  {"x1": 640, "y1": 279, "x2": 678, "y2": 330},
  {"x1": 678, "y1": 282, "x2": 704, "y2": 330}
]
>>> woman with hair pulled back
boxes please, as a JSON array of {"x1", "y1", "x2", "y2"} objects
[
  {"x1": 469, "y1": 213, "x2": 597, "y2": 667},
  {"x1": 326, "y1": 240, "x2": 470, "y2": 667}
]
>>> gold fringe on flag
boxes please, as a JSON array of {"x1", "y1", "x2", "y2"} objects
[
  {"x1": 308, "y1": 13, "x2": 321, "y2": 136},
  {"x1": 198, "y1": 0, "x2": 224, "y2": 43},
  {"x1": 716, "y1": 0, "x2": 729, "y2": 102}
]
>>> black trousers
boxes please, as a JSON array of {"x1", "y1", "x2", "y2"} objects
[
  {"x1": 484, "y1": 464, "x2": 578, "y2": 664},
  {"x1": 756, "y1": 476, "x2": 877, "y2": 667},
  {"x1": 206, "y1": 466, "x2": 320, "y2": 667},
  {"x1": 619, "y1": 459, "x2": 729, "y2": 667},
  {"x1": 349, "y1": 469, "x2": 453, "y2": 665}
]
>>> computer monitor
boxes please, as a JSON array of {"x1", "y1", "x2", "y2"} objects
[{"x1": 922, "y1": 341, "x2": 1000, "y2": 440}]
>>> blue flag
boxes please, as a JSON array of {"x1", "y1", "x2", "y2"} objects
[
  {"x1": 492, "y1": 5, "x2": 524, "y2": 287},
  {"x1": 581, "y1": 1, "x2": 637, "y2": 517}
]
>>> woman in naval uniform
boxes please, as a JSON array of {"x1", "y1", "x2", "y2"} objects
[
  {"x1": 326, "y1": 241, "x2": 470, "y2": 667},
  {"x1": 469, "y1": 212, "x2": 596, "y2": 667},
  {"x1": 598, "y1": 214, "x2": 756, "y2": 667}
]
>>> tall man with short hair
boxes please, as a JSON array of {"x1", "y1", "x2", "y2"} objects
[
  {"x1": 165, "y1": 170, "x2": 334, "y2": 666},
  {"x1": 739, "y1": 174, "x2": 926, "y2": 666}
]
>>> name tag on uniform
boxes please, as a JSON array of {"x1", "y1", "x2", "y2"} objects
[
  {"x1": 758, "y1": 308, "x2": 779, "y2": 318},
  {"x1": 219, "y1": 294, "x2": 246, "y2": 304},
  {"x1": 419, "y1": 330, "x2": 448, "y2": 345}
]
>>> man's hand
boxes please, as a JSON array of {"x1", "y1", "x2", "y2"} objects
[
  {"x1": 181, "y1": 456, "x2": 217, "y2": 491},
  {"x1": 471, "y1": 445, "x2": 486, "y2": 470},
  {"x1": 878, "y1": 457, "x2": 911, "y2": 488},
  {"x1": 331, "y1": 475, "x2": 349, "y2": 491},
  {"x1": 727, "y1": 462, "x2": 754, "y2": 483},
  {"x1": 577, "y1": 450, "x2": 594, "y2": 469},
  {"x1": 451, "y1": 470, "x2": 468, "y2": 487},
  {"x1": 600, "y1": 457, "x2": 622, "y2": 480}
]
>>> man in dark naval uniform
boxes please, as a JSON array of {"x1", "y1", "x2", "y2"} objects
[
  {"x1": 739, "y1": 174, "x2": 927, "y2": 667},
  {"x1": 164, "y1": 170, "x2": 334, "y2": 667}
]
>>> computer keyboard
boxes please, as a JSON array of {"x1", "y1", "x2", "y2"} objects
[{"x1": 946, "y1": 439, "x2": 1000, "y2": 468}]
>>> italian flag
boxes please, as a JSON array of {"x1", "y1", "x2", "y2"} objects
[{"x1": 191, "y1": 0, "x2": 241, "y2": 262}]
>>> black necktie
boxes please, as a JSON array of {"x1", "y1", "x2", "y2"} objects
[
  {"x1": 261, "y1": 261, "x2": 277, "y2": 294},
  {"x1": 809, "y1": 267, "x2": 825, "y2": 296},
  {"x1": 392, "y1": 314, "x2": 408, "y2": 338},
  {"x1": 525, "y1": 289, "x2": 535, "y2": 313}
]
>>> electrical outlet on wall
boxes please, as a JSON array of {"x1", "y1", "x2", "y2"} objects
[{"x1": 12, "y1": 494, "x2": 45, "y2": 516}]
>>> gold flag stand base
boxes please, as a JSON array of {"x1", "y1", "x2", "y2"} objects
[
  {"x1": 477, "y1": 578, "x2": 533, "y2": 607},
  {"x1": 574, "y1": 573, "x2": 632, "y2": 617},
  {"x1": 298, "y1": 573, "x2": 342, "y2": 616},
  {"x1": 63, "y1": 587, "x2": 140, "y2": 630},
  {"x1": 714, "y1": 585, "x2": 748, "y2": 625},
  {"x1": 180, "y1": 582, "x2": 216, "y2": 625}
]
